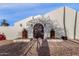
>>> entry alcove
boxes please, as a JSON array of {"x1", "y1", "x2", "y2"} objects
[
  {"x1": 50, "y1": 29, "x2": 55, "y2": 39},
  {"x1": 22, "y1": 29, "x2": 28, "y2": 39},
  {"x1": 33, "y1": 23, "x2": 44, "y2": 39}
]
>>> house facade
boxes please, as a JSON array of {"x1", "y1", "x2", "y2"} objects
[{"x1": 0, "y1": 7, "x2": 79, "y2": 40}]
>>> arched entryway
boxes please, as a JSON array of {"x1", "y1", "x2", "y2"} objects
[
  {"x1": 33, "y1": 23, "x2": 44, "y2": 39},
  {"x1": 22, "y1": 29, "x2": 28, "y2": 39},
  {"x1": 50, "y1": 29, "x2": 55, "y2": 39}
]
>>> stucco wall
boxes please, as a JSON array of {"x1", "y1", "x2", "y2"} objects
[
  {"x1": 0, "y1": 26, "x2": 23, "y2": 40},
  {"x1": 76, "y1": 12, "x2": 79, "y2": 39},
  {"x1": 65, "y1": 7, "x2": 76, "y2": 39},
  {"x1": 1, "y1": 7, "x2": 78, "y2": 40}
]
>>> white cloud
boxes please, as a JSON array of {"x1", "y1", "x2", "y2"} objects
[{"x1": 0, "y1": 3, "x2": 41, "y2": 9}]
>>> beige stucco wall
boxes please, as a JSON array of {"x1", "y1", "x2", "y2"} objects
[
  {"x1": 45, "y1": 7, "x2": 65, "y2": 38},
  {"x1": 65, "y1": 7, "x2": 76, "y2": 39},
  {"x1": 76, "y1": 12, "x2": 79, "y2": 39},
  {"x1": 45, "y1": 7, "x2": 78, "y2": 39},
  {"x1": 0, "y1": 26, "x2": 23, "y2": 40},
  {"x1": 45, "y1": 7, "x2": 64, "y2": 29}
]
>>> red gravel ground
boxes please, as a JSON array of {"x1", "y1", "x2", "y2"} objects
[
  {"x1": 25, "y1": 39, "x2": 79, "y2": 56},
  {"x1": 0, "y1": 39, "x2": 79, "y2": 56},
  {"x1": 0, "y1": 42, "x2": 28, "y2": 56}
]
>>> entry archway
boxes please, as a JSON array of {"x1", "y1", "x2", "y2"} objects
[{"x1": 33, "y1": 23, "x2": 44, "y2": 39}]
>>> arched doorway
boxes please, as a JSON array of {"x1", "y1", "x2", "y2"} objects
[
  {"x1": 33, "y1": 23, "x2": 44, "y2": 39},
  {"x1": 50, "y1": 29, "x2": 55, "y2": 39},
  {"x1": 22, "y1": 29, "x2": 28, "y2": 39}
]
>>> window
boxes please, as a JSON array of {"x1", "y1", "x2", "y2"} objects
[{"x1": 20, "y1": 24, "x2": 22, "y2": 27}]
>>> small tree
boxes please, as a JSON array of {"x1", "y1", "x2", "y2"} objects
[{"x1": 1, "y1": 19, "x2": 10, "y2": 26}]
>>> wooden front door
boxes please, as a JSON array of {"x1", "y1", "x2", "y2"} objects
[
  {"x1": 50, "y1": 29, "x2": 55, "y2": 39},
  {"x1": 33, "y1": 23, "x2": 44, "y2": 39},
  {"x1": 22, "y1": 29, "x2": 28, "y2": 39}
]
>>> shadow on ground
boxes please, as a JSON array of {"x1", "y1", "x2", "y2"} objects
[{"x1": 36, "y1": 39, "x2": 50, "y2": 56}]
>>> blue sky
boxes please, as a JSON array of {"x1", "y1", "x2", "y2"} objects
[{"x1": 0, "y1": 3, "x2": 79, "y2": 26}]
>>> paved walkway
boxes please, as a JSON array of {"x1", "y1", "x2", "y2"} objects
[
  {"x1": 0, "y1": 39, "x2": 79, "y2": 56},
  {"x1": 25, "y1": 39, "x2": 79, "y2": 56}
]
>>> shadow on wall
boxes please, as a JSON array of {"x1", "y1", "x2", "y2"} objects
[{"x1": 36, "y1": 39, "x2": 50, "y2": 56}]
